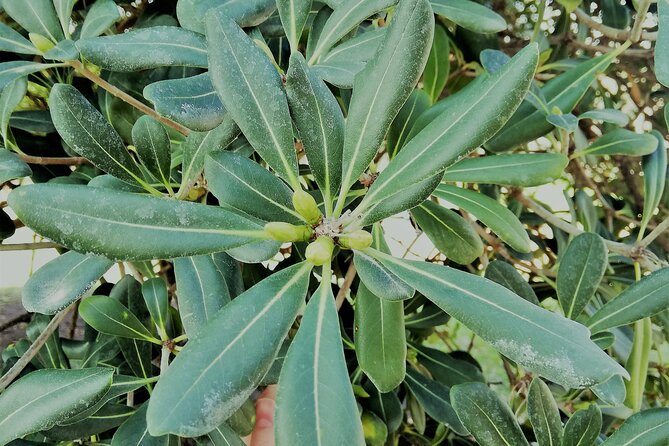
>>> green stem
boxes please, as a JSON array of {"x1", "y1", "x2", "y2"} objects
[
  {"x1": 531, "y1": 0, "x2": 547, "y2": 43},
  {"x1": 625, "y1": 262, "x2": 652, "y2": 412}
]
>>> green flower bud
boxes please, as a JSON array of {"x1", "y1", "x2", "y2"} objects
[
  {"x1": 264, "y1": 222, "x2": 312, "y2": 242},
  {"x1": 292, "y1": 190, "x2": 322, "y2": 224},
  {"x1": 29, "y1": 33, "x2": 55, "y2": 53},
  {"x1": 306, "y1": 236, "x2": 334, "y2": 266},
  {"x1": 338, "y1": 230, "x2": 373, "y2": 250}
]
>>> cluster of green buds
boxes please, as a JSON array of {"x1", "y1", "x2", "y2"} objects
[{"x1": 263, "y1": 190, "x2": 373, "y2": 266}]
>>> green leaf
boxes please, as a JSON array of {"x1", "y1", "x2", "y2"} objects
[
  {"x1": 132, "y1": 116, "x2": 172, "y2": 188},
  {"x1": 547, "y1": 113, "x2": 579, "y2": 133},
  {"x1": 338, "y1": 0, "x2": 433, "y2": 198},
  {"x1": 143, "y1": 73, "x2": 225, "y2": 132},
  {"x1": 484, "y1": 260, "x2": 540, "y2": 305},
  {"x1": 112, "y1": 403, "x2": 170, "y2": 446},
  {"x1": 363, "y1": 382, "x2": 403, "y2": 432},
  {"x1": 486, "y1": 50, "x2": 622, "y2": 153},
  {"x1": 423, "y1": 24, "x2": 450, "y2": 104},
  {"x1": 0, "y1": 367, "x2": 113, "y2": 444},
  {"x1": 0, "y1": 148, "x2": 31, "y2": 184},
  {"x1": 357, "y1": 44, "x2": 538, "y2": 219},
  {"x1": 0, "y1": 77, "x2": 26, "y2": 146},
  {"x1": 451, "y1": 382, "x2": 528, "y2": 446},
  {"x1": 49, "y1": 84, "x2": 142, "y2": 184},
  {"x1": 577, "y1": 129, "x2": 658, "y2": 157},
  {"x1": 53, "y1": 0, "x2": 76, "y2": 38},
  {"x1": 430, "y1": 0, "x2": 506, "y2": 33},
  {"x1": 574, "y1": 190, "x2": 597, "y2": 233},
  {"x1": 527, "y1": 378, "x2": 563, "y2": 446},
  {"x1": 556, "y1": 0, "x2": 583, "y2": 13},
  {"x1": 142, "y1": 278, "x2": 169, "y2": 338},
  {"x1": 80, "y1": 0, "x2": 122, "y2": 38},
  {"x1": 206, "y1": 11, "x2": 300, "y2": 189},
  {"x1": 44, "y1": 402, "x2": 135, "y2": 440},
  {"x1": 387, "y1": 89, "x2": 431, "y2": 158},
  {"x1": 276, "y1": 279, "x2": 365, "y2": 446},
  {"x1": 9, "y1": 184, "x2": 265, "y2": 261},
  {"x1": 308, "y1": 0, "x2": 398, "y2": 63},
  {"x1": 443, "y1": 153, "x2": 567, "y2": 187},
  {"x1": 277, "y1": 0, "x2": 312, "y2": 50},
  {"x1": 600, "y1": 408, "x2": 669, "y2": 445},
  {"x1": 311, "y1": 60, "x2": 363, "y2": 89},
  {"x1": 286, "y1": 52, "x2": 344, "y2": 211},
  {"x1": 433, "y1": 184, "x2": 531, "y2": 253},
  {"x1": 2, "y1": 0, "x2": 64, "y2": 42},
  {"x1": 76, "y1": 27, "x2": 208, "y2": 71},
  {"x1": 80, "y1": 295, "x2": 158, "y2": 342},
  {"x1": 411, "y1": 200, "x2": 483, "y2": 265},
  {"x1": 657, "y1": 0, "x2": 669, "y2": 87},
  {"x1": 22, "y1": 251, "x2": 113, "y2": 314},
  {"x1": 10, "y1": 110, "x2": 56, "y2": 133},
  {"x1": 361, "y1": 411, "x2": 388, "y2": 445},
  {"x1": 592, "y1": 373, "x2": 627, "y2": 406},
  {"x1": 26, "y1": 314, "x2": 68, "y2": 369},
  {"x1": 147, "y1": 262, "x2": 312, "y2": 437},
  {"x1": 640, "y1": 131, "x2": 667, "y2": 235},
  {"x1": 0, "y1": 22, "x2": 40, "y2": 55},
  {"x1": 320, "y1": 27, "x2": 385, "y2": 67},
  {"x1": 562, "y1": 405, "x2": 602, "y2": 446},
  {"x1": 587, "y1": 268, "x2": 669, "y2": 334},
  {"x1": 354, "y1": 250, "x2": 415, "y2": 301},
  {"x1": 177, "y1": 0, "x2": 277, "y2": 34},
  {"x1": 0, "y1": 61, "x2": 62, "y2": 91},
  {"x1": 367, "y1": 251, "x2": 629, "y2": 388},
  {"x1": 413, "y1": 345, "x2": 485, "y2": 387},
  {"x1": 43, "y1": 37, "x2": 79, "y2": 61},
  {"x1": 580, "y1": 109, "x2": 629, "y2": 126},
  {"x1": 557, "y1": 233, "x2": 608, "y2": 320},
  {"x1": 205, "y1": 150, "x2": 302, "y2": 223},
  {"x1": 173, "y1": 253, "x2": 234, "y2": 336}
]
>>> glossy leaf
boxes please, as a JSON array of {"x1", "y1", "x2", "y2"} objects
[
  {"x1": 206, "y1": 10, "x2": 299, "y2": 189},
  {"x1": 9, "y1": 184, "x2": 265, "y2": 261},
  {"x1": 0, "y1": 77, "x2": 27, "y2": 146},
  {"x1": 80, "y1": 295, "x2": 158, "y2": 342},
  {"x1": 443, "y1": 153, "x2": 567, "y2": 187},
  {"x1": 77, "y1": 27, "x2": 208, "y2": 71},
  {"x1": 527, "y1": 378, "x2": 563, "y2": 446},
  {"x1": 132, "y1": 116, "x2": 172, "y2": 187},
  {"x1": 430, "y1": 0, "x2": 506, "y2": 33},
  {"x1": 657, "y1": 0, "x2": 669, "y2": 87},
  {"x1": 411, "y1": 200, "x2": 483, "y2": 265},
  {"x1": 144, "y1": 73, "x2": 225, "y2": 132},
  {"x1": 451, "y1": 382, "x2": 529, "y2": 446},
  {"x1": 320, "y1": 27, "x2": 385, "y2": 67},
  {"x1": 112, "y1": 403, "x2": 170, "y2": 446},
  {"x1": 562, "y1": 405, "x2": 602, "y2": 446},
  {"x1": 0, "y1": 22, "x2": 40, "y2": 55},
  {"x1": 338, "y1": 0, "x2": 433, "y2": 197},
  {"x1": 577, "y1": 129, "x2": 658, "y2": 157},
  {"x1": 424, "y1": 24, "x2": 450, "y2": 104},
  {"x1": 640, "y1": 131, "x2": 667, "y2": 235},
  {"x1": 580, "y1": 108, "x2": 629, "y2": 126},
  {"x1": 368, "y1": 251, "x2": 629, "y2": 388},
  {"x1": 277, "y1": 0, "x2": 312, "y2": 50},
  {"x1": 22, "y1": 250, "x2": 113, "y2": 314},
  {"x1": 433, "y1": 184, "x2": 531, "y2": 253},
  {"x1": 142, "y1": 278, "x2": 170, "y2": 337},
  {"x1": 557, "y1": 233, "x2": 608, "y2": 320},
  {"x1": 0, "y1": 147, "x2": 31, "y2": 183},
  {"x1": 354, "y1": 250, "x2": 415, "y2": 301},
  {"x1": 147, "y1": 263, "x2": 312, "y2": 436},
  {"x1": 387, "y1": 89, "x2": 431, "y2": 158},
  {"x1": 311, "y1": 60, "x2": 363, "y2": 89},
  {"x1": 0, "y1": 368, "x2": 113, "y2": 444},
  {"x1": 205, "y1": 150, "x2": 301, "y2": 224},
  {"x1": 587, "y1": 267, "x2": 669, "y2": 333},
  {"x1": 600, "y1": 408, "x2": 669, "y2": 445},
  {"x1": 363, "y1": 382, "x2": 403, "y2": 432},
  {"x1": 276, "y1": 279, "x2": 365, "y2": 445},
  {"x1": 404, "y1": 368, "x2": 467, "y2": 435},
  {"x1": 2, "y1": 0, "x2": 64, "y2": 42},
  {"x1": 286, "y1": 52, "x2": 344, "y2": 210},
  {"x1": 49, "y1": 84, "x2": 142, "y2": 184},
  {"x1": 413, "y1": 345, "x2": 485, "y2": 387},
  {"x1": 547, "y1": 113, "x2": 579, "y2": 133},
  {"x1": 44, "y1": 402, "x2": 135, "y2": 440},
  {"x1": 80, "y1": 0, "x2": 122, "y2": 38},
  {"x1": 358, "y1": 44, "x2": 538, "y2": 219},
  {"x1": 177, "y1": 0, "x2": 277, "y2": 33},
  {"x1": 484, "y1": 260, "x2": 540, "y2": 305}
]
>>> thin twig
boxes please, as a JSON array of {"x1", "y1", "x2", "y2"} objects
[
  {"x1": 335, "y1": 263, "x2": 357, "y2": 311},
  {"x1": 0, "y1": 313, "x2": 31, "y2": 332},
  {"x1": 574, "y1": 8, "x2": 656, "y2": 41},
  {"x1": 0, "y1": 304, "x2": 74, "y2": 392},
  {"x1": 17, "y1": 154, "x2": 88, "y2": 165},
  {"x1": 566, "y1": 39, "x2": 653, "y2": 58},
  {"x1": 640, "y1": 217, "x2": 669, "y2": 247},
  {"x1": 630, "y1": 0, "x2": 652, "y2": 43},
  {"x1": 0, "y1": 242, "x2": 62, "y2": 251}
]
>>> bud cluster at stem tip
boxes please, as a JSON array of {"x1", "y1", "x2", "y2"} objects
[
  {"x1": 264, "y1": 222, "x2": 312, "y2": 242},
  {"x1": 292, "y1": 190, "x2": 322, "y2": 225},
  {"x1": 306, "y1": 236, "x2": 334, "y2": 266}
]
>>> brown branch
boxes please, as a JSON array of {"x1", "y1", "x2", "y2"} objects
[
  {"x1": 0, "y1": 242, "x2": 62, "y2": 251},
  {"x1": 17, "y1": 154, "x2": 88, "y2": 165},
  {"x1": 0, "y1": 313, "x2": 31, "y2": 332},
  {"x1": 335, "y1": 263, "x2": 357, "y2": 311}
]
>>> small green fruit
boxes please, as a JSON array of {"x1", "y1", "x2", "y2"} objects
[
  {"x1": 338, "y1": 230, "x2": 373, "y2": 250},
  {"x1": 292, "y1": 190, "x2": 322, "y2": 224},
  {"x1": 29, "y1": 33, "x2": 55, "y2": 53},
  {"x1": 264, "y1": 222, "x2": 312, "y2": 242},
  {"x1": 305, "y1": 237, "x2": 334, "y2": 266}
]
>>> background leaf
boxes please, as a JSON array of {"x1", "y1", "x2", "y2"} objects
[
  {"x1": 430, "y1": 0, "x2": 506, "y2": 33},
  {"x1": 527, "y1": 378, "x2": 563, "y2": 446}
]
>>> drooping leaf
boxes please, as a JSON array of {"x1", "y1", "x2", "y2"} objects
[
  {"x1": 206, "y1": 11, "x2": 300, "y2": 189},
  {"x1": 600, "y1": 408, "x2": 669, "y2": 445},
  {"x1": 147, "y1": 263, "x2": 312, "y2": 436},
  {"x1": 276, "y1": 279, "x2": 365, "y2": 446},
  {"x1": 177, "y1": 0, "x2": 277, "y2": 34},
  {"x1": 80, "y1": 0, "x2": 123, "y2": 38},
  {"x1": 49, "y1": 83, "x2": 142, "y2": 184},
  {"x1": 354, "y1": 250, "x2": 415, "y2": 301},
  {"x1": 592, "y1": 373, "x2": 627, "y2": 406},
  {"x1": 22, "y1": 250, "x2": 113, "y2": 315},
  {"x1": 77, "y1": 27, "x2": 208, "y2": 71},
  {"x1": 357, "y1": 44, "x2": 538, "y2": 219},
  {"x1": 277, "y1": 0, "x2": 313, "y2": 50},
  {"x1": 44, "y1": 403, "x2": 135, "y2": 440},
  {"x1": 411, "y1": 200, "x2": 483, "y2": 265},
  {"x1": 387, "y1": 89, "x2": 431, "y2": 158},
  {"x1": 0, "y1": 22, "x2": 41, "y2": 55},
  {"x1": 368, "y1": 251, "x2": 629, "y2": 388},
  {"x1": 562, "y1": 405, "x2": 602, "y2": 446},
  {"x1": 0, "y1": 147, "x2": 31, "y2": 183},
  {"x1": 430, "y1": 0, "x2": 506, "y2": 34},
  {"x1": 79, "y1": 295, "x2": 158, "y2": 343},
  {"x1": 580, "y1": 108, "x2": 629, "y2": 126},
  {"x1": 286, "y1": 52, "x2": 344, "y2": 210},
  {"x1": 2, "y1": 0, "x2": 64, "y2": 42},
  {"x1": 112, "y1": 403, "x2": 170, "y2": 446},
  {"x1": 442, "y1": 153, "x2": 567, "y2": 187},
  {"x1": 587, "y1": 268, "x2": 669, "y2": 333},
  {"x1": 142, "y1": 278, "x2": 170, "y2": 337},
  {"x1": 484, "y1": 260, "x2": 540, "y2": 305},
  {"x1": 527, "y1": 378, "x2": 563, "y2": 446},
  {"x1": 0, "y1": 368, "x2": 114, "y2": 444},
  {"x1": 640, "y1": 131, "x2": 667, "y2": 235},
  {"x1": 132, "y1": 116, "x2": 172, "y2": 187},
  {"x1": 0, "y1": 76, "x2": 26, "y2": 146},
  {"x1": 9, "y1": 184, "x2": 266, "y2": 261},
  {"x1": 577, "y1": 129, "x2": 658, "y2": 157},
  {"x1": 547, "y1": 113, "x2": 579, "y2": 133},
  {"x1": 205, "y1": 150, "x2": 302, "y2": 224},
  {"x1": 433, "y1": 184, "x2": 531, "y2": 253},
  {"x1": 451, "y1": 382, "x2": 529, "y2": 446},
  {"x1": 338, "y1": 0, "x2": 433, "y2": 199},
  {"x1": 143, "y1": 73, "x2": 225, "y2": 132},
  {"x1": 557, "y1": 232, "x2": 608, "y2": 320}
]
